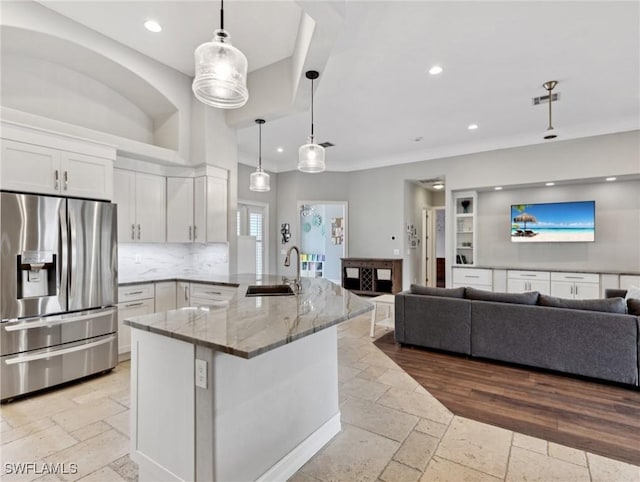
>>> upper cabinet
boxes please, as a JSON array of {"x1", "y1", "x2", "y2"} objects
[
  {"x1": 167, "y1": 172, "x2": 228, "y2": 244},
  {"x1": 453, "y1": 191, "x2": 477, "y2": 266},
  {"x1": 114, "y1": 169, "x2": 166, "y2": 243},
  {"x1": 0, "y1": 138, "x2": 113, "y2": 201}
]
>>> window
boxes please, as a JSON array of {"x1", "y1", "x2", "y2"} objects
[{"x1": 237, "y1": 203, "x2": 267, "y2": 276}]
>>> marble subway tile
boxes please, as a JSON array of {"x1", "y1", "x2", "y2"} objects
[
  {"x1": 435, "y1": 417, "x2": 511, "y2": 478},
  {"x1": 506, "y1": 446, "x2": 590, "y2": 481},
  {"x1": 340, "y1": 397, "x2": 418, "y2": 442}
]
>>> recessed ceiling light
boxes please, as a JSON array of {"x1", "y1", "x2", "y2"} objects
[
  {"x1": 277, "y1": 147, "x2": 284, "y2": 153},
  {"x1": 467, "y1": 124, "x2": 478, "y2": 130},
  {"x1": 428, "y1": 65, "x2": 443, "y2": 75},
  {"x1": 605, "y1": 176, "x2": 616, "y2": 182},
  {"x1": 494, "y1": 186, "x2": 503, "y2": 191},
  {"x1": 144, "y1": 20, "x2": 162, "y2": 33},
  {"x1": 545, "y1": 182, "x2": 555, "y2": 186},
  {"x1": 432, "y1": 182, "x2": 444, "y2": 190}
]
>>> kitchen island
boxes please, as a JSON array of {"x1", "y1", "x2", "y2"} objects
[{"x1": 124, "y1": 275, "x2": 373, "y2": 482}]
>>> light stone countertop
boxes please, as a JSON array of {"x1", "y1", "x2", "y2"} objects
[
  {"x1": 123, "y1": 274, "x2": 374, "y2": 359},
  {"x1": 453, "y1": 266, "x2": 640, "y2": 276}
]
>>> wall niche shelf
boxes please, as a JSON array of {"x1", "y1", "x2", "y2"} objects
[{"x1": 453, "y1": 191, "x2": 477, "y2": 266}]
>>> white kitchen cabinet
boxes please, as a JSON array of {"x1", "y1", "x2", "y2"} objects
[
  {"x1": 0, "y1": 139, "x2": 113, "y2": 200},
  {"x1": 190, "y1": 283, "x2": 236, "y2": 306},
  {"x1": 117, "y1": 284, "x2": 155, "y2": 358},
  {"x1": 507, "y1": 270, "x2": 551, "y2": 295},
  {"x1": 205, "y1": 175, "x2": 228, "y2": 243},
  {"x1": 550, "y1": 272, "x2": 600, "y2": 300},
  {"x1": 113, "y1": 169, "x2": 166, "y2": 243},
  {"x1": 176, "y1": 281, "x2": 191, "y2": 308},
  {"x1": 167, "y1": 178, "x2": 195, "y2": 243},
  {"x1": 620, "y1": 275, "x2": 640, "y2": 290},
  {"x1": 452, "y1": 267, "x2": 492, "y2": 291},
  {"x1": 155, "y1": 281, "x2": 177, "y2": 312}
]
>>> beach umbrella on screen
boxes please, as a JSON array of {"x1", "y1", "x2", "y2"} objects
[{"x1": 513, "y1": 213, "x2": 537, "y2": 230}]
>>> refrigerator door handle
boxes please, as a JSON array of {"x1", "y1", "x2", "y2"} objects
[
  {"x1": 4, "y1": 308, "x2": 116, "y2": 332},
  {"x1": 4, "y1": 335, "x2": 116, "y2": 365},
  {"x1": 59, "y1": 201, "x2": 68, "y2": 307}
]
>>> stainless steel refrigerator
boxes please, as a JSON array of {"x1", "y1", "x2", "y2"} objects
[{"x1": 0, "y1": 192, "x2": 118, "y2": 401}]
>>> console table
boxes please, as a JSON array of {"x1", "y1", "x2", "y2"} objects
[{"x1": 341, "y1": 258, "x2": 403, "y2": 296}]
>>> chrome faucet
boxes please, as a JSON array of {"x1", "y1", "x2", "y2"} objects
[{"x1": 284, "y1": 245, "x2": 302, "y2": 293}]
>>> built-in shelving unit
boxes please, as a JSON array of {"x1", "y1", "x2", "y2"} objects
[
  {"x1": 301, "y1": 253, "x2": 325, "y2": 278},
  {"x1": 453, "y1": 191, "x2": 477, "y2": 266}
]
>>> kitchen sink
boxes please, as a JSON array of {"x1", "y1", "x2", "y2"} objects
[{"x1": 245, "y1": 284, "x2": 295, "y2": 297}]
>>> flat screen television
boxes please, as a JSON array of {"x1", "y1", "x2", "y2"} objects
[{"x1": 511, "y1": 201, "x2": 595, "y2": 242}]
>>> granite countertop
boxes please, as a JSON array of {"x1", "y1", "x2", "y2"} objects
[{"x1": 123, "y1": 275, "x2": 373, "y2": 359}]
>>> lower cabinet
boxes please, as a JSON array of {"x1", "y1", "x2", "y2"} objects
[
  {"x1": 117, "y1": 283, "x2": 155, "y2": 358},
  {"x1": 155, "y1": 281, "x2": 177, "y2": 312},
  {"x1": 452, "y1": 267, "x2": 493, "y2": 291},
  {"x1": 189, "y1": 282, "x2": 236, "y2": 306},
  {"x1": 176, "y1": 281, "x2": 191, "y2": 308},
  {"x1": 550, "y1": 272, "x2": 600, "y2": 300},
  {"x1": 507, "y1": 270, "x2": 551, "y2": 295}
]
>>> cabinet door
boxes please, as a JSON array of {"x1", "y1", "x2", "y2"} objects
[
  {"x1": 550, "y1": 281, "x2": 575, "y2": 299},
  {"x1": 135, "y1": 173, "x2": 166, "y2": 243},
  {"x1": 176, "y1": 282, "x2": 190, "y2": 308},
  {"x1": 573, "y1": 282, "x2": 600, "y2": 300},
  {"x1": 61, "y1": 152, "x2": 113, "y2": 200},
  {"x1": 167, "y1": 178, "x2": 194, "y2": 243},
  {"x1": 113, "y1": 169, "x2": 136, "y2": 243},
  {"x1": 193, "y1": 176, "x2": 206, "y2": 243},
  {"x1": 506, "y1": 279, "x2": 528, "y2": 293},
  {"x1": 529, "y1": 279, "x2": 551, "y2": 295},
  {"x1": 155, "y1": 281, "x2": 177, "y2": 312},
  {"x1": 117, "y1": 298, "x2": 154, "y2": 355},
  {"x1": 0, "y1": 139, "x2": 60, "y2": 195},
  {"x1": 206, "y1": 176, "x2": 228, "y2": 243}
]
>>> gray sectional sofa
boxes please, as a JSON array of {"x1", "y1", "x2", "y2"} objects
[{"x1": 394, "y1": 285, "x2": 640, "y2": 386}]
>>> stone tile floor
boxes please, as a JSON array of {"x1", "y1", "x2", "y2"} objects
[{"x1": 1, "y1": 313, "x2": 639, "y2": 481}]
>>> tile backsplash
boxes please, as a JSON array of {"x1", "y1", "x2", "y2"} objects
[{"x1": 118, "y1": 243, "x2": 229, "y2": 282}]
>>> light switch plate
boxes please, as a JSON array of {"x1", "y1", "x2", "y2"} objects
[{"x1": 195, "y1": 359, "x2": 207, "y2": 389}]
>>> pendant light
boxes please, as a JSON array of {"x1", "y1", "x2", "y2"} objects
[
  {"x1": 543, "y1": 80, "x2": 558, "y2": 140},
  {"x1": 249, "y1": 119, "x2": 270, "y2": 192},
  {"x1": 192, "y1": 0, "x2": 248, "y2": 109},
  {"x1": 298, "y1": 70, "x2": 325, "y2": 173}
]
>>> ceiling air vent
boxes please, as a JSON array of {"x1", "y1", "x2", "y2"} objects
[
  {"x1": 319, "y1": 142, "x2": 335, "y2": 148},
  {"x1": 532, "y1": 93, "x2": 559, "y2": 106}
]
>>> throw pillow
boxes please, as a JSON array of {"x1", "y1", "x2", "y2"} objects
[
  {"x1": 624, "y1": 285, "x2": 640, "y2": 301},
  {"x1": 465, "y1": 287, "x2": 539, "y2": 305},
  {"x1": 409, "y1": 284, "x2": 465, "y2": 299},
  {"x1": 538, "y1": 294, "x2": 628, "y2": 314},
  {"x1": 627, "y1": 298, "x2": 640, "y2": 316}
]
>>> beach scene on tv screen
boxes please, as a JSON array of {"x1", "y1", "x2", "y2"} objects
[{"x1": 511, "y1": 201, "x2": 595, "y2": 242}]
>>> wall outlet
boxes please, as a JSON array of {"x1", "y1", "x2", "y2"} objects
[
  {"x1": 134, "y1": 254, "x2": 142, "y2": 264},
  {"x1": 195, "y1": 359, "x2": 207, "y2": 389},
  {"x1": 222, "y1": 254, "x2": 228, "y2": 263},
  {"x1": 393, "y1": 249, "x2": 400, "y2": 256}
]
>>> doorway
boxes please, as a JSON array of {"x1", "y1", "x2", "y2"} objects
[
  {"x1": 423, "y1": 206, "x2": 446, "y2": 287},
  {"x1": 298, "y1": 201, "x2": 347, "y2": 284}
]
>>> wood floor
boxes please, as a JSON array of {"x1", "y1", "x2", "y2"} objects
[{"x1": 374, "y1": 332, "x2": 640, "y2": 466}]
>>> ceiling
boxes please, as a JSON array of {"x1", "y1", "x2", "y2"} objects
[{"x1": 34, "y1": 1, "x2": 640, "y2": 173}]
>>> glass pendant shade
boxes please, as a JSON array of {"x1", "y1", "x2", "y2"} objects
[
  {"x1": 193, "y1": 29, "x2": 248, "y2": 109},
  {"x1": 249, "y1": 168, "x2": 270, "y2": 192},
  {"x1": 298, "y1": 142, "x2": 326, "y2": 173}
]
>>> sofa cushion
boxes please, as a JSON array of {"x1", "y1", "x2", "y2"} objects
[
  {"x1": 465, "y1": 287, "x2": 539, "y2": 305},
  {"x1": 627, "y1": 298, "x2": 640, "y2": 316},
  {"x1": 538, "y1": 295, "x2": 628, "y2": 314},
  {"x1": 409, "y1": 284, "x2": 465, "y2": 298}
]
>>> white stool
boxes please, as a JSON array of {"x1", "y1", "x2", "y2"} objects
[{"x1": 370, "y1": 294, "x2": 395, "y2": 337}]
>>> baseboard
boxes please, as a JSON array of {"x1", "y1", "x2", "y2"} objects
[{"x1": 256, "y1": 412, "x2": 341, "y2": 482}]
